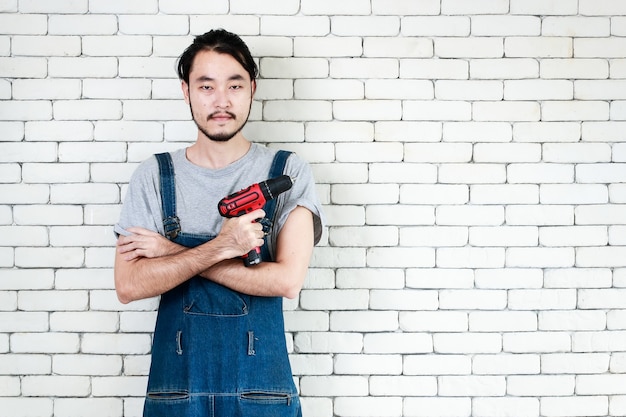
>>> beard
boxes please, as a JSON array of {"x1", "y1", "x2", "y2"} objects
[{"x1": 189, "y1": 102, "x2": 251, "y2": 143}]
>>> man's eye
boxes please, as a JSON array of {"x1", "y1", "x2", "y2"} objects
[
  {"x1": 230, "y1": 85, "x2": 243, "y2": 90},
  {"x1": 201, "y1": 85, "x2": 213, "y2": 90}
]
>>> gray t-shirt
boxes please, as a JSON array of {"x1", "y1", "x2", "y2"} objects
[{"x1": 115, "y1": 144, "x2": 324, "y2": 258}]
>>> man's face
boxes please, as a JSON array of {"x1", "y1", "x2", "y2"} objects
[{"x1": 182, "y1": 50, "x2": 256, "y2": 142}]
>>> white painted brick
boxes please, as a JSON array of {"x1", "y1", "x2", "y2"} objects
[
  {"x1": 436, "y1": 80, "x2": 502, "y2": 101},
  {"x1": 13, "y1": 79, "x2": 81, "y2": 100},
  {"x1": 300, "y1": 375, "x2": 368, "y2": 397},
  {"x1": 364, "y1": 37, "x2": 433, "y2": 58},
  {"x1": 540, "y1": 184, "x2": 608, "y2": 204},
  {"x1": 475, "y1": 268, "x2": 542, "y2": 290},
  {"x1": 300, "y1": 289, "x2": 368, "y2": 311},
  {"x1": 118, "y1": 15, "x2": 188, "y2": 35},
  {"x1": 438, "y1": 247, "x2": 505, "y2": 268},
  {"x1": 437, "y1": 205, "x2": 503, "y2": 225},
  {"x1": 473, "y1": 353, "x2": 539, "y2": 375},
  {"x1": 0, "y1": 270, "x2": 54, "y2": 291},
  {"x1": 474, "y1": 398, "x2": 539, "y2": 417},
  {"x1": 406, "y1": 268, "x2": 474, "y2": 289},
  {"x1": 470, "y1": 226, "x2": 538, "y2": 247},
  {"x1": 540, "y1": 310, "x2": 606, "y2": 331},
  {"x1": 507, "y1": 247, "x2": 575, "y2": 268},
  {"x1": 580, "y1": 0, "x2": 626, "y2": 15},
  {"x1": 332, "y1": 16, "x2": 398, "y2": 36},
  {"x1": 367, "y1": 247, "x2": 435, "y2": 268},
  {"x1": 372, "y1": 0, "x2": 440, "y2": 16},
  {"x1": 542, "y1": 396, "x2": 608, "y2": 417},
  {"x1": 544, "y1": 268, "x2": 612, "y2": 289},
  {"x1": 0, "y1": 398, "x2": 52, "y2": 417},
  {"x1": 541, "y1": 58, "x2": 609, "y2": 79},
  {"x1": 294, "y1": 332, "x2": 362, "y2": 354},
  {"x1": 335, "y1": 397, "x2": 402, "y2": 417},
  {"x1": 370, "y1": 163, "x2": 437, "y2": 184},
  {"x1": 0, "y1": 142, "x2": 56, "y2": 163},
  {"x1": 436, "y1": 37, "x2": 504, "y2": 59},
  {"x1": 401, "y1": 58, "x2": 468, "y2": 80},
  {"x1": 542, "y1": 353, "x2": 610, "y2": 374},
  {"x1": 0, "y1": 13, "x2": 47, "y2": 35},
  {"x1": 400, "y1": 311, "x2": 468, "y2": 332},
  {"x1": 366, "y1": 79, "x2": 433, "y2": 100},
  {"x1": 92, "y1": 376, "x2": 147, "y2": 397},
  {"x1": 369, "y1": 375, "x2": 437, "y2": 396},
  {"x1": 1, "y1": 376, "x2": 23, "y2": 396},
  {"x1": 23, "y1": 163, "x2": 89, "y2": 183},
  {"x1": 54, "y1": 398, "x2": 123, "y2": 417},
  {"x1": 48, "y1": 14, "x2": 117, "y2": 35},
  {"x1": 295, "y1": 79, "x2": 362, "y2": 100},
  {"x1": 513, "y1": 122, "x2": 580, "y2": 143},
  {"x1": 0, "y1": 100, "x2": 52, "y2": 121},
  {"x1": 265, "y1": 100, "x2": 332, "y2": 121},
  {"x1": 189, "y1": 16, "x2": 259, "y2": 37},
  {"x1": 440, "y1": 375, "x2": 505, "y2": 396},
  {"x1": 376, "y1": 121, "x2": 441, "y2": 142},
  {"x1": 576, "y1": 204, "x2": 626, "y2": 225},
  {"x1": 0, "y1": 122, "x2": 24, "y2": 141},
  {"x1": 403, "y1": 16, "x2": 469, "y2": 37},
  {"x1": 364, "y1": 333, "x2": 432, "y2": 354},
  {"x1": 18, "y1": 290, "x2": 88, "y2": 312},
  {"x1": 472, "y1": 184, "x2": 539, "y2": 204},
  {"x1": 471, "y1": 58, "x2": 538, "y2": 80},
  {"x1": 336, "y1": 268, "x2": 404, "y2": 289},
  {"x1": 261, "y1": 57, "x2": 328, "y2": 78},
  {"x1": 405, "y1": 100, "x2": 471, "y2": 121},
  {"x1": 404, "y1": 354, "x2": 471, "y2": 375},
  {"x1": 401, "y1": 226, "x2": 467, "y2": 247},
  {"x1": 508, "y1": 163, "x2": 574, "y2": 184},
  {"x1": 15, "y1": 247, "x2": 84, "y2": 268},
  {"x1": 12, "y1": 35, "x2": 81, "y2": 57},
  {"x1": 14, "y1": 205, "x2": 83, "y2": 226},
  {"x1": 370, "y1": 289, "x2": 438, "y2": 311},
  {"x1": 322, "y1": 205, "x2": 365, "y2": 226},
  {"x1": 474, "y1": 101, "x2": 540, "y2": 122},
  {"x1": 261, "y1": 16, "x2": 328, "y2": 36},
  {"x1": 11, "y1": 332, "x2": 80, "y2": 353},
  {"x1": 49, "y1": 57, "x2": 119, "y2": 78},
  {"x1": 0, "y1": 353, "x2": 50, "y2": 375},
  {"x1": 506, "y1": 37, "x2": 572, "y2": 58},
  {"x1": 472, "y1": 15, "x2": 540, "y2": 36},
  {"x1": 505, "y1": 79, "x2": 573, "y2": 101},
  {"x1": 543, "y1": 16, "x2": 610, "y2": 37},
  {"x1": 508, "y1": 375, "x2": 574, "y2": 396},
  {"x1": 506, "y1": 204, "x2": 574, "y2": 226},
  {"x1": 334, "y1": 353, "x2": 402, "y2": 375},
  {"x1": 440, "y1": 289, "x2": 507, "y2": 311},
  {"x1": 83, "y1": 79, "x2": 151, "y2": 100},
  {"x1": 503, "y1": 332, "x2": 571, "y2": 353},
  {"x1": 509, "y1": 289, "x2": 577, "y2": 310},
  {"x1": 573, "y1": 330, "x2": 626, "y2": 353},
  {"x1": 301, "y1": 0, "x2": 370, "y2": 15},
  {"x1": 440, "y1": 164, "x2": 506, "y2": 184},
  {"x1": 295, "y1": 37, "x2": 362, "y2": 58},
  {"x1": 540, "y1": 225, "x2": 608, "y2": 246},
  {"x1": 434, "y1": 333, "x2": 502, "y2": 354},
  {"x1": 330, "y1": 311, "x2": 398, "y2": 332},
  {"x1": 51, "y1": 311, "x2": 118, "y2": 333},
  {"x1": 405, "y1": 397, "x2": 471, "y2": 417},
  {"x1": 510, "y1": 0, "x2": 578, "y2": 15},
  {"x1": 54, "y1": 100, "x2": 122, "y2": 121},
  {"x1": 26, "y1": 121, "x2": 93, "y2": 142},
  {"x1": 53, "y1": 354, "x2": 121, "y2": 376}
]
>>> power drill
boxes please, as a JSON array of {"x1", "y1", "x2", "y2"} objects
[{"x1": 218, "y1": 174, "x2": 294, "y2": 267}]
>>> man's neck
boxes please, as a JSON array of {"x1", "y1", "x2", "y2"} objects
[{"x1": 186, "y1": 134, "x2": 251, "y2": 170}]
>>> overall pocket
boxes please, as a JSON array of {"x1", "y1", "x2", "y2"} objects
[
  {"x1": 183, "y1": 277, "x2": 249, "y2": 317},
  {"x1": 238, "y1": 391, "x2": 300, "y2": 417}
]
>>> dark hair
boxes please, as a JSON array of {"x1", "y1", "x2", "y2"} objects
[{"x1": 176, "y1": 29, "x2": 258, "y2": 83}]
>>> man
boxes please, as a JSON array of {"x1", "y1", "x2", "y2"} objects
[{"x1": 114, "y1": 29, "x2": 324, "y2": 417}]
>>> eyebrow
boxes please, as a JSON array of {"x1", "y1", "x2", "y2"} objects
[{"x1": 195, "y1": 74, "x2": 247, "y2": 83}]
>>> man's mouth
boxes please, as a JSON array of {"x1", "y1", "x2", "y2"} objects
[{"x1": 209, "y1": 112, "x2": 235, "y2": 122}]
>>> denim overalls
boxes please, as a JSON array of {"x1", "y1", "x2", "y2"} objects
[{"x1": 143, "y1": 151, "x2": 302, "y2": 417}]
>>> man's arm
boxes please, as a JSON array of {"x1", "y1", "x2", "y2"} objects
[
  {"x1": 201, "y1": 206, "x2": 315, "y2": 299},
  {"x1": 114, "y1": 209, "x2": 266, "y2": 304}
]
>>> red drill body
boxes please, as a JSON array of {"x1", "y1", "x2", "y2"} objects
[{"x1": 218, "y1": 174, "x2": 294, "y2": 266}]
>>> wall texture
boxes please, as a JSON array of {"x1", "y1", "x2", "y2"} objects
[{"x1": 2, "y1": 0, "x2": 626, "y2": 416}]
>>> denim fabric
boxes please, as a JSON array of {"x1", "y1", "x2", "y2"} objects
[{"x1": 143, "y1": 152, "x2": 301, "y2": 417}]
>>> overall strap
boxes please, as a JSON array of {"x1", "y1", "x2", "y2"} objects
[
  {"x1": 260, "y1": 150, "x2": 292, "y2": 261},
  {"x1": 155, "y1": 152, "x2": 181, "y2": 240}
]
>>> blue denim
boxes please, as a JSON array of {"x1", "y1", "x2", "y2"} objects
[{"x1": 143, "y1": 152, "x2": 301, "y2": 417}]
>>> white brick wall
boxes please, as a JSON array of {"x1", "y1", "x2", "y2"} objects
[{"x1": 1, "y1": 1, "x2": 625, "y2": 416}]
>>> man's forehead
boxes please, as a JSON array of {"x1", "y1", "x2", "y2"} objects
[{"x1": 189, "y1": 50, "x2": 250, "y2": 81}]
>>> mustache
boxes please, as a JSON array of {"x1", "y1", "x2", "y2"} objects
[{"x1": 208, "y1": 111, "x2": 236, "y2": 120}]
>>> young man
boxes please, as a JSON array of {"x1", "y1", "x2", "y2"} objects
[{"x1": 114, "y1": 29, "x2": 323, "y2": 417}]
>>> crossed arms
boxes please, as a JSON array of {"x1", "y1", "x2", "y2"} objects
[{"x1": 114, "y1": 206, "x2": 314, "y2": 304}]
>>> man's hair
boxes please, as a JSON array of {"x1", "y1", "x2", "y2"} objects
[{"x1": 176, "y1": 29, "x2": 258, "y2": 83}]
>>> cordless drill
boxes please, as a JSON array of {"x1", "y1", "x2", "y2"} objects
[{"x1": 218, "y1": 175, "x2": 294, "y2": 266}]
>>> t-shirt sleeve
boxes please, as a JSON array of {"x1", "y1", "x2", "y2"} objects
[
  {"x1": 273, "y1": 153, "x2": 325, "y2": 248},
  {"x1": 114, "y1": 156, "x2": 164, "y2": 238}
]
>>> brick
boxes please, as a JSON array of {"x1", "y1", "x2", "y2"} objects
[
  {"x1": 265, "y1": 100, "x2": 332, "y2": 121},
  {"x1": 506, "y1": 247, "x2": 575, "y2": 268},
  {"x1": 0, "y1": 398, "x2": 53, "y2": 417},
  {"x1": 507, "y1": 163, "x2": 574, "y2": 184},
  {"x1": 541, "y1": 396, "x2": 608, "y2": 417},
  {"x1": 436, "y1": 80, "x2": 502, "y2": 101},
  {"x1": 0, "y1": 100, "x2": 52, "y2": 121},
  {"x1": 505, "y1": 79, "x2": 573, "y2": 100},
  {"x1": 336, "y1": 268, "x2": 404, "y2": 289},
  {"x1": 295, "y1": 37, "x2": 362, "y2": 57},
  {"x1": 509, "y1": 289, "x2": 577, "y2": 310},
  {"x1": 58, "y1": 142, "x2": 126, "y2": 163},
  {"x1": 330, "y1": 311, "x2": 398, "y2": 332},
  {"x1": 473, "y1": 354, "x2": 539, "y2": 375},
  {"x1": 542, "y1": 353, "x2": 610, "y2": 374},
  {"x1": 118, "y1": 15, "x2": 189, "y2": 35},
  {"x1": 123, "y1": 100, "x2": 189, "y2": 121},
  {"x1": 12, "y1": 35, "x2": 81, "y2": 57},
  {"x1": 294, "y1": 332, "x2": 363, "y2": 353},
  {"x1": 444, "y1": 121, "x2": 512, "y2": 142},
  {"x1": 23, "y1": 163, "x2": 89, "y2": 183},
  {"x1": 54, "y1": 398, "x2": 123, "y2": 417},
  {"x1": 436, "y1": 37, "x2": 504, "y2": 58},
  {"x1": 470, "y1": 58, "x2": 539, "y2": 80},
  {"x1": 543, "y1": 101, "x2": 609, "y2": 121},
  {"x1": 544, "y1": 268, "x2": 612, "y2": 288},
  {"x1": 18, "y1": 290, "x2": 88, "y2": 311},
  {"x1": 0, "y1": 184, "x2": 49, "y2": 204},
  {"x1": 405, "y1": 268, "x2": 474, "y2": 289},
  {"x1": 401, "y1": 58, "x2": 468, "y2": 80},
  {"x1": 300, "y1": 289, "x2": 368, "y2": 311},
  {"x1": 364, "y1": 333, "x2": 432, "y2": 354},
  {"x1": 369, "y1": 376, "x2": 437, "y2": 396},
  {"x1": 401, "y1": 226, "x2": 467, "y2": 247},
  {"x1": 400, "y1": 311, "x2": 468, "y2": 332},
  {"x1": 543, "y1": 16, "x2": 610, "y2": 37},
  {"x1": 300, "y1": 376, "x2": 368, "y2": 397},
  {"x1": 475, "y1": 143, "x2": 542, "y2": 163},
  {"x1": 473, "y1": 101, "x2": 540, "y2": 122},
  {"x1": 48, "y1": 14, "x2": 118, "y2": 35},
  {"x1": 190, "y1": 16, "x2": 259, "y2": 37},
  {"x1": 371, "y1": 289, "x2": 438, "y2": 311},
  {"x1": 372, "y1": 0, "x2": 440, "y2": 16},
  {"x1": 583, "y1": 121, "x2": 626, "y2": 142},
  {"x1": 92, "y1": 376, "x2": 147, "y2": 397},
  {"x1": 440, "y1": 289, "x2": 507, "y2": 311},
  {"x1": 53, "y1": 100, "x2": 122, "y2": 121},
  {"x1": 472, "y1": 15, "x2": 540, "y2": 36},
  {"x1": 576, "y1": 38, "x2": 626, "y2": 58},
  {"x1": 576, "y1": 204, "x2": 626, "y2": 225},
  {"x1": 434, "y1": 333, "x2": 502, "y2": 354},
  {"x1": 0, "y1": 14, "x2": 47, "y2": 35},
  {"x1": 472, "y1": 184, "x2": 540, "y2": 204},
  {"x1": 335, "y1": 397, "x2": 402, "y2": 417},
  {"x1": 539, "y1": 226, "x2": 608, "y2": 246},
  {"x1": 437, "y1": 205, "x2": 503, "y2": 225},
  {"x1": 506, "y1": 37, "x2": 572, "y2": 58},
  {"x1": 48, "y1": 57, "x2": 118, "y2": 78},
  {"x1": 369, "y1": 163, "x2": 437, "y2": 184},
  {"x1": 296, "y1": 79, "x2": 362, "y2": 100},
  {"x1": 405, "y1": 397, "x2": 471, "y2": 417},
  {"x1": 404, "y1": 100, "x2": 472, "y2": 121},
  {"x1": 403, "y1": 16, "x2": 469, "y2": 36},
  {"x1": 83, "y1": 79, "x2": 152, "y2": 100},
  {"x1": 0, "y1": 122, "x2": 24, "y2": 141},
  {"x1": 261, "y1": 16, "x2": 329, "y2": 36},
  {"x1": 336, "y1": 142, "x2": 403, "y2": 162},
  {"x1": 442, "y1": 0, "x2": 508, "y2": 14},
  {"x1": 503, "y1": 332, "x2": 571, "y2": 353},
  {"x1": 26, "y1": 121, "x2": 93, "y2": 142},
  {"x1": 540, "y1": 310, "x2": 606, "y2": 331},
  {"x1": 14, "y1": 205, "x2": 83, "y2": 226},
  {"x1": 367, "y1": 247, "x2": 435, "y2": 268},
  {"x1": 301, "y1": 0, "x2": 370, "y2": 16},
  {"x1": 579, "y1": 0, "x2": 626, "y2": 15},
  {"x1": 0, "y1": 142, "x2": 57, "y2": 162},
  {"x1": 509, "y1": 375, "x2": 575, "y2": 396},
  {"x1": 0, "y1": 354, "x2": 50, "y2": 375},
  {"x1": 13, "y1": 79, "x2": 81, "y2": 100},
  {"x1": 541, "y1": 58, "x2": 609, "y2": 79},
  {"x1": 510, "y1": 0, "x2": 578, "y2": 15},
  {"x1": 540, "y1": 184, "x2": 608, "y2": 204},
  {"x1": 333, "y1": 16, "x2": 398, "y2": 36},
  {"x1": 364, "y1": 37, "x2": 433, "y2": 58},
  {"x1": 0, "y1": 269, "x2": 54, "y2": 290},
  {"x1": 375, "y1": 121, "x2": 442, "y2": 142},
  {"x1": 334, "y1": 354, "x2": 402, "y2": 375},
  {"x1": 470, "y1": 226, "x2": 538, "y2": 247},
  {"x1": 11, "y1": 333, "x2": 80, "y2": 354}
]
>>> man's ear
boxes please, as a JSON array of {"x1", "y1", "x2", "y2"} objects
[
  {"x1": 181, "y1": 81, "x2": 190, "y2": 104},
  {"x1": 251, "y1": 79, "x2": 256, "y2": 98}
]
